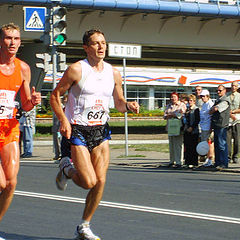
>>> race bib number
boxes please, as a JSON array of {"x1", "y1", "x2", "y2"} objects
[
  {"x1": 82, "y1": 97, "x2": 109, "y2": 126},
  {"x1": 0, "y1": 90, "x2": 15, "y2": 119}
]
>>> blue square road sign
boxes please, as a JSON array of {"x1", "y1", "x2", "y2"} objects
[{"x1": 24, "y1": 7, "x2": 46, "y2": 32}]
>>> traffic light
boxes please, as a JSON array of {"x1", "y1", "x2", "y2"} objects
[
  {"x1": 18, "y1": 43, "x2": 49, "y2": 91},
  {"x1": 52, "y1": 6, "x2": 67, "y2": 46},
  {"x1": 57, "y1": 52, "x2": 67, "y2": 72},
  {"x1": 36, "y1": 53, "x2": 51, "y2": 72}
]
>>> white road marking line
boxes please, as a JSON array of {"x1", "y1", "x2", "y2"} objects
[
  {"x1": 20, "y1": 160, "x2": 55, "y2": 163},
  {"x1": 15, "y1": 190, "x2": 240, "y2": 225}
]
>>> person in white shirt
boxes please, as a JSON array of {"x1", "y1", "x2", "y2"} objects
[
  {"x1": 50, "y1": 29, "x2": 139, "y2": 240},
  {"x1": 199, "y1": 89, "x2": 214, "y2": 166}
]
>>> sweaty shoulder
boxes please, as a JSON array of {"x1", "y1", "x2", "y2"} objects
[
  {"x1": 112, "y1": 67, "x2": 121, "y2": 78},
  {"x1": 69, "y1": 61, "x2": 82, "y2": 73},
  {"x1": 20, "y1": 60, "x2": 30, "y2": 73},
  {"x1": 64, "y1": 61, "x2": 82, "y2": 84},
  {"x1": 20, "y1": 60, "x2": 31, "y2": 83},
  {"x1": 68, "y1": 61, "x2": 82, "y2": 76}
]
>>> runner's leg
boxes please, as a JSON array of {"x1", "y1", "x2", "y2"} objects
[
  {"x1": 0, "y1": 141, "x2": 20, "y2": 221},
  {"x1": 70, "y1": 141, "x2": 110, "y2": 222},
  {"x1": 70, "y1": 145, "x2": 97, "y2": 189},
  {"x1": 0, "y1": 164, "x2": 6, "y2": 190},
  {"x1": 82, "y1": 141, "x2": 110, "y2": 222}
]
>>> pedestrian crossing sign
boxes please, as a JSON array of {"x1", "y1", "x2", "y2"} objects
[{"x1": 24, "y1": 7, "x2": 46, "y2": 32}]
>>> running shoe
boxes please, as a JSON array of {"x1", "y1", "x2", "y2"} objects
[
  {"x1": 74, "y1": 224, "x2": 101, "y2": 240},
  {"x1": 0, "y1": 237, "x2": 5, "y2": 240},
  {"x1": 56, "y1": 156, "x2": 72, "y2": 191}
]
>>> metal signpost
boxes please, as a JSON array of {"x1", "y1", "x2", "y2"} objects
[
  {"x1": 108, "y1": 43, "x2": 141, "y2": 156},
  {"x1": 51, "y1": 6, "x2": 67, "y2": 155}
]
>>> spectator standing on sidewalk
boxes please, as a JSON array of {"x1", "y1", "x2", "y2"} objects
[
  {"x1": 227, "y1": 81, "x2": 240, "y2": 164},
  {"x1": 179, "y1": 93, "x2": 188, "y2": 105},
  {"x1": 183, "y1": 94, "x2": 200, "y2": 167},
  {"x1": 52, "y1": 117, "x2": 61, "y2": 161},
  {"x1": 210, "y1": 85, "x2": 230, "y2": 169},
  {"x1": 199, "y1": 89, "x2": 214, "y2": 167},
  {"x1": 164, "y1": 92, "x2": 186, "y2": 168},
  {"x1": 19, "y1": 113, "x2": 24, "y2": 155},
  {"x1": 20, "y1": 107, "x2": 36, "y2": 158},
  {"x1": 195, "y1": 85, "x2": 203, "y2": 110},
  {"x1": 55, "y1": 94, "x2": 71, "y2": 164}
]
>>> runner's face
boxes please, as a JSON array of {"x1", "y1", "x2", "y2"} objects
[
  {"x1": 84, "y1": 33, "x2": 106, "y2": 60},
  {"x1": 0, "y1": 29, "x2": 21, "y2": 56}
]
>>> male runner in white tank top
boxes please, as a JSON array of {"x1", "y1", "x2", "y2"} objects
[{"x1": 50, "y1": 29, "x2": 139, "y2": 240}]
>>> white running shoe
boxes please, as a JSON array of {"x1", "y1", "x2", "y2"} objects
[
  {"x1": 56, "y1": 156, "x2": 72, "y2": 191},
  {"x1": 0, "y1": 237, "x2": 5, "y2": 240},
  {"x1": 203, "y1": 158, "x2": 212, "y2": 167},
  {"x1": 75, "y1": 224, "x2": 101, "y2": 240}
]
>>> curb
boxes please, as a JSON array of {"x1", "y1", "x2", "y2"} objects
[{"x1": 112, "y1": 162, "x2": 240, "y2": 173}]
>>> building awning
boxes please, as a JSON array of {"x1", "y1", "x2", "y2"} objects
[{"x1": 2, "y1": 0, "x2": 240, "y2": 18}]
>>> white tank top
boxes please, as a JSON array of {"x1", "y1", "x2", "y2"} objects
[{"x1": 65, "y1": 59, "x2": 115, "y2": 126}]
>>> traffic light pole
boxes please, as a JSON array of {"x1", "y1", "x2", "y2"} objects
[
  {"x1": 51, "y1": 4, "x2": 60, "y2": 156},
  {"x1": 52, "y1": 45, "x2": 57, "y2": 90},
  {"x1": 35, "y1": 4, "x2": 66, "y2": 158},
  {"x1": 52, "y1": 44, "x2": 61, "y2": 160},
  {"x1": 123, "y1": 58, "x2": 128, "y2": 156}
]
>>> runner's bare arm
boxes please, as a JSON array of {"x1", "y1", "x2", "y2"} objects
[
  {"x1": 50, "y1": 62, "x2": 82, "y2": 139},
  {"x1": 112, "y1": 68, "x2": 139, "y2": 113},
  {"x1": 19, "y1": 60, "x2": 41, "y2": 111}
]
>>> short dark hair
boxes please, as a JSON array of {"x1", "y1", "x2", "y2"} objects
[
  {"x1": 218, "y1": 84, "x2": 225, "y2": 90},
  {"x1": 82, "y1": 29, "x2": 104, "y2": 46}
]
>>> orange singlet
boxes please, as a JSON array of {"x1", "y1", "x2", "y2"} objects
[{"x1": 0, "y1": 58, "x2": 22, "y2": 151}]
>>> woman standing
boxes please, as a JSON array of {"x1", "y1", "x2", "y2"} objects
[
  {"x1": 164, "y1": 92, "x2": 186, "y2": 168},
  {"x1": 183, "y1": 94, "x2": 200, "y2": 167}
]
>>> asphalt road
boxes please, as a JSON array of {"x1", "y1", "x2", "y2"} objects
[{"x1": 1, "y1": 161, "x2": 240, "y2": 240}]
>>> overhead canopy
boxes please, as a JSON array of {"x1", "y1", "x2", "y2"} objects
[{"x1": 2, "y1": 0, "x2": 240, "y2": 18}]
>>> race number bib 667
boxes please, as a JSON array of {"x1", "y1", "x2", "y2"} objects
[
  {"x1": 82, "y1": 97, "x2": 109, "y2": 126},
  {"x1": 0, "y1": 90, "x2": 15, "y2": 119}
]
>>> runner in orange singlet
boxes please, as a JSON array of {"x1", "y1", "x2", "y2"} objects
[
  {"x1": 0, "y1": 57, "x2": 22, "y2": 150},
  {"x1": 0, "y1": 23, "x2": 41, "y2": 228}
]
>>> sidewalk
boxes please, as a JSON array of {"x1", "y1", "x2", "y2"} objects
[{"x1": 26, "y1": 140, "x2": 240, "y2": 174}]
